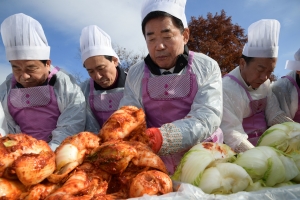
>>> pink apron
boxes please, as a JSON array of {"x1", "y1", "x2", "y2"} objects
[
  {"x1": 282, "y1": 76, "x2": 300, "y2": 122},
  {"x1": 225, "y1": 74, "x2": 267, "y2": 146},
  {"x1": 89, "y1": 78, "x2": 124, "y2": 127},
  {"x1": 142, "y1": 51, "x2": 223, "y2": 174},
  {"x1": 8, "y1": 67, "x2": 61, "y2": 142}
]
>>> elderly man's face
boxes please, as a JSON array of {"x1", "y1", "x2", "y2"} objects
[
  {"x1": 144, "y1": 16, "x2": 189, "y2": 70},
  {"x1": 240, "y1": 57, "x2": 277, "y2": 89},
  {"x1": 10, "y1": 60, "x2": 51, "y2": 88},
  {"x1": 84, "y1": 55, "x2": 118, "y2": 88}
]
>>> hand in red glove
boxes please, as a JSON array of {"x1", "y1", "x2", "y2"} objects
[{"x1": 145, "y1": 127, "x2": 163, "y2": 153}]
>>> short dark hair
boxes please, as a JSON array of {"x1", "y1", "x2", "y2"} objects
[
  {"x1": 241, "y1": 54, "x2": 254, "y2": 65},
  {"x1": 40, "y1": 60, "x2": 48, "y2": 65},
  {"x1": 142, "y1": 11, "x2": 184, "y2": 36},
  {"x1": 104, "y1": 55, "x2": 113, "y2": 62},
  {"x1": 83, "y1": 55, "x2": 113, "y2": 68}
]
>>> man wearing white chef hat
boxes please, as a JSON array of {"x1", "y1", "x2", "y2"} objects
[
  {"x1": 79, "y1": 25, "x2": 126, "y2": 132},
  {"x1": 221, "y1": 19, "x2": 293, "y2": 152},
  {"x1": 119, "y1": 0, "x2": 223, "y2": 175},
  {"x1": 0, "y1": 13, "x2": 86, "y2": 151},
  {"x1": 272, "y1": 48, "x2": 300, "y2": 122}
]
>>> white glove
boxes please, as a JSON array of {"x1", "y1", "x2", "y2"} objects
[
  {"x1": 234, "y1": 139, "x2": 254, "y2": 153},
  {"x1": 0, "y1": 129, "x2": 6, "y2": 137},
  {"x1": 48, "y1": 143, "x2": 59, "y2": 152}
]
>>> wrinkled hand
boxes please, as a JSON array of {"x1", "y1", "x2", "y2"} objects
[
  {"x1": 234, "y1": 139, "x2": 255, "y2": 153},
  {"x1": 145, "y1": 128, "x2": 163, "y2": 153}
]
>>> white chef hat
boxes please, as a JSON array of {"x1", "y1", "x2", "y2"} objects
[
  {"x1": 0, "y1": 13, "x2": 50, "y2": 61},
  {"x1": 141, "y1": 0, "x2": 188, "y2": 28},
  {"x1": 242, "y1": 19, "x2": 280, "y2": 58},
  {"x1": 285, "y1": 48, "x2": 300, "y2": 71},
  {"x1": 80, "y1": 25, "x2": 119, "y2": 64}
]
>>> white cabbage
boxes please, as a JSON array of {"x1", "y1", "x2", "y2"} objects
[
  {"x1": 171, "y1": 142, "x2": 236, "y2": 187},
  {"x1": 278, "y1": 153, "x2": 299, "y2": 182},
  {"x1": 233, "y1": 147, "x2": 268, "y2": 181},
  {"x1": 290, "y1": 153, "x2": 300, "y2": 182},
  {"x1": 234, "y1": 146, "x2": 298, "y2": 187},
  {"x1": 199, "y1": 163, "x2": 252, "y2": 194},
  {"x1": 257, "y1": 122, "x2": 300, "y2": 153},
  {"x1": 245, "y1": 180, "x2": 270, "y2": 192},
  {"x1": 274, "y1": 181, "x2": 295, "y2": 188},
  {"x1": 55, "y1": 144, "x2": 79, "y2": 170}
]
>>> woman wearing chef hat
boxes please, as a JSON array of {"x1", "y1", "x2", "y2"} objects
[
  {"x1": 79, "y1": 25, "x2": 126, "y2": 133},
  {"x1": 119, "y1": 0, "x2": 223, "y2": 175},
  {"x1": 221, "y1": 19, "x2": 293, "y2": 153},
  {"x1": 0, "y1": 13, "x2": 86, "y2": 151},
  {"x1": 272, "y1": 48, "x2": 300, "y2": 122}
]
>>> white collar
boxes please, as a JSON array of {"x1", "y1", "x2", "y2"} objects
[{"x1": 160, "y1": 66, "x2": 175, "y2": 74}]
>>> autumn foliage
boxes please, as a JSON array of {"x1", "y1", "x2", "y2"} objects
[{"x1": 187, "y1": 10, "x2": 247, "y2": 76}]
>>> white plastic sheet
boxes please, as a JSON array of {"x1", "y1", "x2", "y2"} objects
[{"x1": 129, "y1": 181, "x2": 300, "y2": 200}]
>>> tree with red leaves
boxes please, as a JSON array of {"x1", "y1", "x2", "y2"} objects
[{"x1": 187, "y1": 9, "x2": 247, "y2": 76}]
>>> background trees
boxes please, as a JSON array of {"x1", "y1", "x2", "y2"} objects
[
  {"x1": 187, "y1": 9, "x2": 247, "y2": 76},
  {"x1": 113, "y1": 44, "x2": 146, "y2": 72}
]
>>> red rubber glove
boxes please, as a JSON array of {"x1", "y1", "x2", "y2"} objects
[{"x1": 145, "y1": 127, "x2": 163, "y2": 153}]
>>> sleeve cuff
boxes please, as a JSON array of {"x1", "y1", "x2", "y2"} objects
[
  {"x1": 48, "y1": 143, "x2": 59, "y2": 152},
  {"x1": 269, "y1": 113, "x2": 294, "y2": 126}
]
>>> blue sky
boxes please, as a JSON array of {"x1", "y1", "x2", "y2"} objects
[{"x1": 0, "y1": 0, "x2": 299, "y2": 84}]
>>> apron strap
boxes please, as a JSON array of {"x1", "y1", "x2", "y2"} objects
[
  {"x1": 187, "y1": 51, "x2": 194, "y2": 73},
  {"x1": 48, "y1": 66, "x2": 60, "y2": 80},
  {"x1": 89, "y1": 78, "x2": 94, "y2": 92},
  {"x1": 224, "y1": 74, "x2": 253, "y2": 101},
  {"x1": 11, "y1": 76, "x2": 17, "y2": 88}
]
